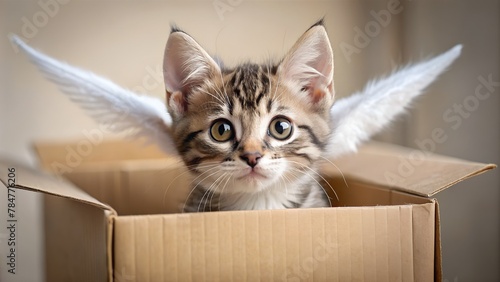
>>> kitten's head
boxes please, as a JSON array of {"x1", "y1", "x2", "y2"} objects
[{"x1": 163, "y1": 21, "x2": 334, "y2": 196}]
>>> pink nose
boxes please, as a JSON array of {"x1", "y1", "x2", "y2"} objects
[{"x1": 240, "y1": 152, "x2": 262, "y2": 168}]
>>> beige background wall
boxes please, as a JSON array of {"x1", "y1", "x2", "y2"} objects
[{"x1": 1, "y1": 0, "x2": 498, "y2": 281}]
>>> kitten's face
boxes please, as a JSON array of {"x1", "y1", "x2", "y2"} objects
[
  {"x1": 163, "y1": 22, "x2": 334, "y2": 197},
  {"x1": 171, "y1": 64, "x2": 332, "y2": 194}
]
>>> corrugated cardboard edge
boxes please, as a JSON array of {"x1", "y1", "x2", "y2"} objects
[
  {"x1": 106, "y1": 211, "x2": 116, "y2": 282},
  {"x1": 426, "y1": 164, "x2": 497, "y2": 197},
  {"x1": 435, "y1": 201, "x2": 443, "y2": 282}
]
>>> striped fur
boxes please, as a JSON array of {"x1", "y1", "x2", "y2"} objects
[{"x1": 174, "y1": 63, "x2": 331, "y2": 211}]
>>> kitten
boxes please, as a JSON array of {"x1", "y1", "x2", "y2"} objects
[
  {"x1": 11, "y1": 20, "x2": 461, "y2": 212},
  {"x1": 165, "y1": 22, "x2": 334, "y2": 211}
]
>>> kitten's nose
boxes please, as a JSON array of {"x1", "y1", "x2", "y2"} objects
[{"x1": 240, "y1": 152, "x2": 262, "y2": 168}]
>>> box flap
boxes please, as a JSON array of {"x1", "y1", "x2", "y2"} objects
[
  {"x1": 58, "y1": 158, "x2": 190, "y2": 216},
  {"x1": 323, "y1": 142, "x2": 496, "y2": 197},
  {"x1": 34, "y1": 138, "x2": 169, "y2": 169},
  {"x1": 0, "y1": 160, "x2": 116, "y2": 215}
]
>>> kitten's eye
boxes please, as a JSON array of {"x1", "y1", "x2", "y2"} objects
[
  {"x1": 210, "y1": 119, "x2": 234, "y2": 142},
  {"x1": 269, "y1": 117, "x2": 293, "y2": 140}
]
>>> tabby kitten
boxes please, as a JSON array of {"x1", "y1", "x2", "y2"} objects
[
  {"x1": 164, "y1": 21, "x2": 334, "y2": 211},
  {"x1": 11, "y1": 20, "x2": 461, "y2": 212}
]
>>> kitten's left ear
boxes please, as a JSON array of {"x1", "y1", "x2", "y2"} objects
[
  {"x1": 163, "y1": 28, "x2": 222, "y2": 119},
  {"x1": 278, "y1": 21, "x2": 334, "y2": 110}
]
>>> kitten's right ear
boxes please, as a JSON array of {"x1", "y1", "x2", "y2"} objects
[
  {"x1": 278, "y1": 20, "x2": 334, "y2": 112},
  {"x1": 163, "y1": 29, "x2": 221, "y2": 119}
]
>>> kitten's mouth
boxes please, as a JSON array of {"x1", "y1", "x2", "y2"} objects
[{"x1": 237, "y1": 169, "x2": 268, "y2": 180}]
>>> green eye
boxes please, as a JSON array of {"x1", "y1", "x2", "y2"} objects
[
  {"x1": 210, "y1": 119, "x2": 234, "y2": 142},
  {"x1": 269, "y1": 117, "x2": 293, "y2": 140}
]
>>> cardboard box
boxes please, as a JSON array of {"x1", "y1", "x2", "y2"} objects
[{"x1": 0, "y1": 140, "x2": 495, "y2": 281}]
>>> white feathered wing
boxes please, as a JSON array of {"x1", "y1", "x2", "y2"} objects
[
  {"x1": 10, "y1": 35, "x2": 177, "y2": 156},
  {"x1": 327, "y1": 45, "x2": 462, "y2": 159}
]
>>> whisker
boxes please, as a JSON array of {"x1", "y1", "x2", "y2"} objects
[
  {"x1": 208, "y1": 172, "x2": 231, "y2": 211},
  {"x1": 204, "y1": 82, "x2": 226, "y2": 101},
  {"x1": 319, "y1": 156, "x2": 349, "y2": 190},
  {"x1": 202, "y1": 171, "x2": 227, "y2": 212},
  {"x1": 197, "y1": 88, "x2": 225, "y2": 105},
  {"x1": 198, "y1": 187, "x2": 212, "y2": 212},
  {"x1": 216, "y1": 173, "x2": 232, "y2": 207},
  {"x1": 289, "y1": 166, "x2": 334, "y2": 206},
  {"x1": 182, "y1": 166, "x2": 222, "y2": 212},
  {"x1": 162, "y1": 162, "x2": 220, "y2": 208},
  {"x1": 279, "y1": 170, "x2": 294, "y2": 197},
  {"x1": 287, "y1": 160, "x2": 339, "y2": 203},
  {"x1": 213, "y1": 27, "x2": 231, "y2": 104}
]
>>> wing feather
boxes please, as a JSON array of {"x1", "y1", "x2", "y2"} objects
[
  {"x1": 11, "y1": 35, "x2": 177, "y2": 155},
  {"x1": 327, "y1": 45, "x2": 462, "y2": 158}
]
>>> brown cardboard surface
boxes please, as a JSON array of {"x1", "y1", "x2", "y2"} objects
[
  {"x1": 44, "y1": 194, "x2": 109, "y2": 282},
  {"x1": 325, "y1": 177, "x2": 433, "y2": 207},
  {"x1": 34, "y1": 139, "x2": 169, "y2": 166},
  {"x1": 1, "y1": 140, "x2": 494, "y2": 281},
  {"x1": 58, "y1": 159, "x2": 190, "y2": 215},
  {"x1": 113, "y1": 204, "x2": 435, "y2": 281},
  {"x1": 325, "y1": 142, "x2": 496, "y2": 197}
]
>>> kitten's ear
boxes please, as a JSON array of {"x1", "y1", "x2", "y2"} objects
[
  {"x1": 278, "y1": 21, "x2": 334, "y2": 110},
  {"x1": 163, "y1": 28, "x2": 221, "y2": 118}
]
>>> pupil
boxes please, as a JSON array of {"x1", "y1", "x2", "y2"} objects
[
  {"x1": 219, "y1": 124, "x2": 229, "y2": 135},
  {"x1": 276, "y1": 121, "x2": 288, "y2": 134}
]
